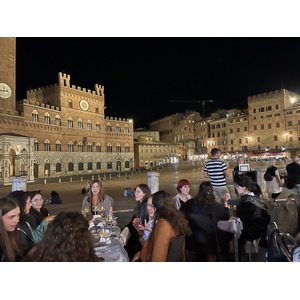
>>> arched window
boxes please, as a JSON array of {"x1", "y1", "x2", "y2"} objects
[
  {"x1": 116, "y1": 124, "x2": 121, "y2": 132},
  {"x1": 56, "y1": 163, "x2": 61, "y2": 172},
  {"x1": 87, "y1": 142, "x2": 92, "y2": 152},
  {"x1": 107, "y1": 161, "x2": 112, "y2": 169},
  {"x1": 68, "y1": 162, "x2": 74, "y2": 171},
  {"x1": 96, "y1": 162, "x2": 101, "y2": 170},
  {"x1": 44, "y1": 112, "x2": 50, "y2": 124},
  {"x1": 125, "y1": 144, "x2": 130, "y2": 152},
  {"x1": 78, "y1": 162, "x2": 83, "y2": 171},
  {"x1": 96, "y1": 122, "x2": 101, "y2": 132},
  {"x1": 44, "y1": 139, "x2": 50, "y2": 151},
  {"x1": 78, "y1": 142, "x2": 83, "y2": 152},
  {"x1": 68, "y1": 141, "x2": 73, "y2": 152},
  {"x1": 106, "y1": 143, "x2": 112, "y2": 153},
  {"x1": 67, "y1": 117, "x2": 73, "y2": 128},
  {"x1": 96, "y1": 143, "x2": 101, "y2": 152},
  {"x1": 124, "y1": 125, "x2": 129, "y2": 133},
  {"x1": 55, "y1": 115, "x2": 61, "y2": 126},
  {"x1": 55, "y1": 140, "x2": 61, "y2": 152},
  {"x1": 88, "y1": 162, "x2": 93, "y2": 170},
  {"x1": 116, "y1": 143, "x2": 121, "y2": 153},
  {"x1": 125, "y1": 161, "x2": 130, "y2": 168},
  {"x1": 78, "y1": 118, "x2": 83, "y2": 129},
  {"x1": 68, "y1": 100, "x2": 72, "y2": 108},
  {"x1": 32, "y1": 110, "x2": 39, "y2": 122},
  {"x1": 106, "y1": 123, "x2": 112, "y2": 132},
  {"x1": 87, "y1": 120, "x2": 92, "y2": 130}
]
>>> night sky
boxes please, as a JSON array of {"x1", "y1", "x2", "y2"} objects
[{"x1": 16, "y1": 37, "x2": 300, "y2": 128}]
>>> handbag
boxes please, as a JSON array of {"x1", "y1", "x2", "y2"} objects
[{"x1": 267, "y1": 224, "x2": 298, "y2": 262}]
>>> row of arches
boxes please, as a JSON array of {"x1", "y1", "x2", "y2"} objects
[
  {"x1": 33, "y1": 139, "x2": 130, "y2": 153},
  {"x1": 31, "y1": 111, "x2": 130, "y2": 133}
]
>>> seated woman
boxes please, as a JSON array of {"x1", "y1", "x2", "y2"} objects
[
  {"x1": 132, "y1": 194, "x2": 156, "y2": 247},
  {"x1": 24, "y1": 212, "x2": 98, "y2": 262},
  {"x1": 133, "y1": 190, "x2": 191, "y2": 262},
  {"x1": 0, "y1": 197, "x2": 23, "y2": 262},
  {"x1": 181, "y1": 181, "x2": 231, "y2": 262},
  {"x1": 81, "y1": 179, "x2": 113, "y2": 216},
  {"x1": 49, "y1": 191, "x2": 62, "y2": 204},
  {"x1": 28, "y1": 191, "x2": 51, "y2": 229},
  {"x1": 7, "y1": 191, "x2": 54, "y2": 254},
  {"x1": 235, "y1": 176, "x2": 270, "y2": 254},
  {"x1": 124, "y1": 183, "x2": 151, "y2": 260},
  {"x1": 173, "y1": 179, "x2": 192, "y2": 210}
]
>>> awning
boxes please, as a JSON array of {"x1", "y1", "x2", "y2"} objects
[{"x1": 250, "y1": 152, "x2": 284, "y2": 156}]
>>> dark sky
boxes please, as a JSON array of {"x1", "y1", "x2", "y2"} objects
[{"x1": 16, "y1": 37, "x2": 300, "y2": 128}]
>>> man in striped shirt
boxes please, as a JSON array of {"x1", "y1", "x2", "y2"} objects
[{"x1": 204, "y1": 148, "x2": 231, "y2": 203}]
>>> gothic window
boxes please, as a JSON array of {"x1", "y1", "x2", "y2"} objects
[
  {"x1": 32, "y1": 110, "x2": 39, "y2": 122},
  {"x1": 44, "y1": 112, "x2": 50, "y2": 124},
  {"x1": 44, "y1": 139, "x2": 50, "y2": 151}
]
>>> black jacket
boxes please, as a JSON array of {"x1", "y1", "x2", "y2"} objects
[
  {"x1": 181, "y1": 199, "x2": 230, "y2": 258},
  {"x1": 236, "y1": 194, "x2": 270, "y2": 242},
  {"x1": 17, "y1": 220, "x2": 35, "y2": 255},
  {"x1": 28, "y1": 207, "x2": 49, "y2": 229}
]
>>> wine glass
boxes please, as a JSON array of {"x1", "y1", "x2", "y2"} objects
[
  {"x1": 81, "y1": 206, "x2": 90, "y2": 218},
  {"x1": 101, "y1": 226, "x2": 111, "y2": 253}
]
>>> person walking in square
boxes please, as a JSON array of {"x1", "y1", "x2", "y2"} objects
[{"x1": 204, "y1": 148, "x2": 231, "y2": 203}]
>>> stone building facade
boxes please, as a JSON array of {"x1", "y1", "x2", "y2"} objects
[
  {"x1": 0, "y1": 38, "x2": 134, "y2": 185},
  {"x1": 134, "y1": 135, "x2": 178, "y2": 169}
]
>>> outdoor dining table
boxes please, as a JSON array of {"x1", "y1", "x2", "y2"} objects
[
  {"x1": 89, "y1": 215, "x2": 129, "y2": 262},
  {"x1": 94, "y1": 236, "x2": 129, "y2": 262}
]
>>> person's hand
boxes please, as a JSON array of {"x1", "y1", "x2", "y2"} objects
[
  {"x1": 144, "y1": 220, "x2": 152, "y2": 233},
  {"x1": 132, "y1": 218, "x2": 145, "y2": 236},
  {"x1": 132, "y1": 251, "x2": 141, "y2": 262},
  {"x1": 224, "y1": 193, "x2": 230, "y2": 202},
  {"x1": 44, "y1": 215, "x2": 55, "y2": 222}
]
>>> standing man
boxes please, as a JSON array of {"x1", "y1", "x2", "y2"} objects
[
  {"x1": 285, "y1": 156, "x2": 300, "y2": 195},
  {"x1": 204, "y1": 148, "x2": 231, "y2": 203}
]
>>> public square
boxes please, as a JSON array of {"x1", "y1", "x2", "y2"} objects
[{"x1": 0, "y1": 161, "x2": 297, "y2": 238}]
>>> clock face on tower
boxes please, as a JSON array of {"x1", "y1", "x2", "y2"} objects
[
  {"x1": 79, "y1": 99, "x2": 89, "y2": 111},
  {"x1": 0, "y1": 83, "x2": 12, "y2": 99}
]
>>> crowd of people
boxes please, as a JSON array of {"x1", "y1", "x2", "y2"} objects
[{"x1": 1, "y1": 148, "x2": 300, "y2": 262}]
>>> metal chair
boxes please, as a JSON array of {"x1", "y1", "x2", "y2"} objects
[
  {"x1": 166, "y1": 234, "x2": 186, "y2": 262},
  {"x1": 294, "y1": 194, "x2": 300, "y2": 211},
  {"x1": 267, "y1": 204, "x2": 281, "y2": 242}
]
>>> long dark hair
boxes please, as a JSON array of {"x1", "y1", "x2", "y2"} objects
[
  {"x1": 237, "y1": 176, "x2": 263, "y2": 198},
  {"x1": 25, "y1": 212, "x2": 97, "y2": 262},
  {"x1": 133, "y1": 184, "x2": 151, "y2": 218},
  {"x1": 28, "y1": 190, "x2": 49, "y2": 223},
  {"x1": 7, "y1": 190, "x2": 30, "y2": 223},
  {"x1": 150, "y1": 190, "x2": 191, "y2": 236},
  {"x1": 0, "y1": 197, "x2": 22, "y2": 262},
  {"x1": 194, "y1": 181, "x2": 217, "y2": 207}
]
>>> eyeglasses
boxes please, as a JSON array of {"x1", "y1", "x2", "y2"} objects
[{"x1": 31, "y1": 197, "x2": 43, "y2": 203}]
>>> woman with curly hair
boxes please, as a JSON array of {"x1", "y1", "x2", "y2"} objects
[
  {"x1": 181, "y1": 181, "x2": 231, "y2": 262},
  {"x1": 0, "y1": 197, "x2": 23, "y2": 262},
  {"x1": 81, "y1": 179, "x2": 113, "y2": 216},
  {"x1": 23, "y1": 212, "x2": 98, "y2": 262},
  {"x1": 133, "y1": 190, "x2": 191, "y2": 262}
]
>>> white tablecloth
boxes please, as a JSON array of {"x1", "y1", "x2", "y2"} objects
[{"x1": 94, "y1": 237, "x2": 129, "y2": 262}]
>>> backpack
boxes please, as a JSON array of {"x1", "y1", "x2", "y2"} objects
[
  {"x1": 267, "y1": 226, "x2": 298, "y2": 262},
  {"x1": 264, "y1": 171, "x2": 274, "y2": 181}
]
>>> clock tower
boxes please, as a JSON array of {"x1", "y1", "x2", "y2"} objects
[{"x1": 0, "y1": 37, "x2": 16, "y2": 113}]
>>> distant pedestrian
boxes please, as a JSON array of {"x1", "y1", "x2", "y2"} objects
[
  {"x1": 81, "y1": 188, "x2": 86, "y2": 194},
  {"x1": 127, "y1": 188, "x2": 133, "y2": 197},
  {"x1": 49, "y1": 191, "x2": 62, "y2": 204},
  {"x1": 285, "y1": 156, "x2": 300, "y2": 195},
  {"x1": 204, "y1": 148, "x2": 231, "y2": 203},
  {"x1": 265, "y1": 158, "x2": 282, "y2": 206}
]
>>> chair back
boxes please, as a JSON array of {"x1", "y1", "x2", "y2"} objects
[
  {"x1": 166, "y1": 234, "x2": 185, "y2": 262},
  {"x1": 267, "y1": 206, "x2": 280, "y2": 241}
]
